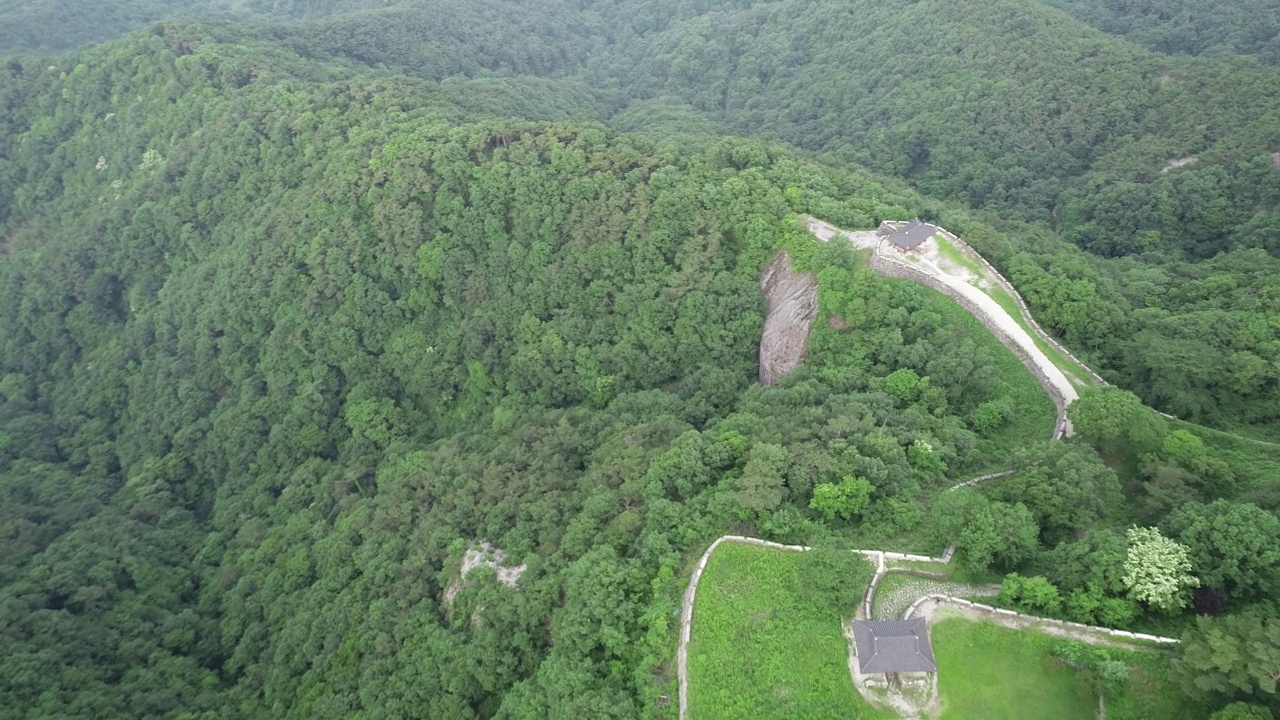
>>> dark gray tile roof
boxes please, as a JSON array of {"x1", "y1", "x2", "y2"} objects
[
  {"x1": 887, "y1": 218, "x2": 936, "y2": 251},
  {"x1": 851, "y1": 618, "x2": 938, "y2": 673}
]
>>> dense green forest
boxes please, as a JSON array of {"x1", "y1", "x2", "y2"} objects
[
  {"x1": 0, "y1": 24, "x2": 1066, "y2": 717},
  {"x1": 0, "y1": 0, "x2": 404, "y2": 54},
  {"x1": 2, "y1": 2, "x2": 1280, "y2": 719},
  {"x1": 10, "y1": 0, "x2": 1275, "y2": 435},
  {"x1": 1042, "y1": 0, "x2": 1280, "y2": 65}
]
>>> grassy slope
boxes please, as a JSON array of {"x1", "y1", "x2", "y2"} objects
[
  {"x1": 933, "y1": 616, "x2": 1208, "y2": 720},
  {"x1": 934, "y1": 618, "x2": 1095, "y2": 720},
  {"x1": 1105, "y1": 648, "x2": 1213, "y2": 720},
  {"x1": 1176, "y1": 419, "x2": 1280, "y2": 488},
  {"x1": 686, "y1": 543, "x2": 892, "y2": 720}
]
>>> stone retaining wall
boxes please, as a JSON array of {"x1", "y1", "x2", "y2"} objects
[
  {"x1": 948, "y1": 469, "x2": 1015, "y2": 491},
  {"x1": 833, "y1": 218, "x2": 1221, "y2": 430},
  {"x1": 871, "y1": 252, "x2": 1071, "y2": 440},
  {"x1": 678, "y1": 534, "x2": 1173, "y2": 720},
  {"x1": 902, "y1": 594, "x2": 1180, "y2": 645},
  {"x1": 936, "y1": 229, "x2": 1108, "y2": 386},
  {"x1": 677, "y1": 535, "x2": 952, "y2": 718},
  {"x1": 917, "y1": 230, "x2": 1188, "y2": 425}
]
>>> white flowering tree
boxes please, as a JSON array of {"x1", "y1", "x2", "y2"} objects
[{"x1": 1123, "y1": 526, "x2": 1198, "y2": 613}]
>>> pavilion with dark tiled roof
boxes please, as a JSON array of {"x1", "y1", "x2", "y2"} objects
[
  {"x1": 851, "y1": 618, "x2": 938, "y2": 674},
  {"x1": 884, "y1": 218, "x2": 937, "y2": 252}
]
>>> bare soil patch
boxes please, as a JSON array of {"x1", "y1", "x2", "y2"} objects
[
  {"x1": 759, "y1": 251, "x2": 818, "y2": 385},
  {"x1": 806, "y1": 217, "x2": 881, "y2": 250}
]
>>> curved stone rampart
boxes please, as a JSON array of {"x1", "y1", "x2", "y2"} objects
[
  {"x1": 936, "y1": 229, "x2": 1108, "y2": 386},
  {"x1": 870, "y1": 252, "x2": 1072, "y2": 440},
  {"x1": 901, "y1": 594, "x2": 1179, "y2": 645},
  {"x1": 948, "y1": 469, "x2": 1016, "y2": 491},
  {"x1": 677, "y1": 536, "x2": 945, "y2": 720},
  {"x1": 677, "y1": 534, "x2": 1176, "y2": 719}
]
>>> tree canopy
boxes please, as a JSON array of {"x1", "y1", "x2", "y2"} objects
[
  {"x1": 0, "y1": 25, "x2": 1073, "y2": 717},
  {"x1": 1181, "y1": 613, "x2": 1280, "y2": 703},
  {"x1": 1, "y1": 3, "x2": 1279, "y2": 718},
  {"x1": 1123, "y1": 526, "x2": 1198, "y2": 613}
]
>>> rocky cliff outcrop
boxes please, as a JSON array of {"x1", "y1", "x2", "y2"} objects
[{"x1": 758, "y1": 251, "x2": 818, "y2": 385}]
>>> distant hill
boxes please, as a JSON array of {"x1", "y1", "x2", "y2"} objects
[
  {"x1": 1040, "y1": 0, "x2": 1280, "y2": 65},
  {"x1": 1, "y1": 25, "x2": 1055, "y2": 717},
  {"x1": 572, "y1": 0, "x2": 1280, "y2": 255},
  {"x1": 0, "y1": 0, "x2": 399, "y2": 54},
  {"x1": 2, "y1": 10, "x2": 1279, "y2": 720}
]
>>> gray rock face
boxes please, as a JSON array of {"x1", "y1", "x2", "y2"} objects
[{"x1": 758, "y1": 251, "x2": 818, "y2": 385}]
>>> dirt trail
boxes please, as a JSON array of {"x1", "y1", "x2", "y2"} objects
[{"x1": 758, "y1": 251, "x2": 819, "y2": 385}]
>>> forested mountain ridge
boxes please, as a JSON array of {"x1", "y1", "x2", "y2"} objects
[
  {"x1": 1, "y1": 25, "x2": 1069, "y2": 717},
  {"x1": 1042, "y1": 0, "x2": 1280, "y2": 65},
  {"x1": 570, "y1": 0, "x2": 1280, "y2": 255},
  {"x1": 560, "y1": 0, "x2": 1280, "y2": 433},
  {"x1": 0, "y1": 0, "x2": 404, "y2": 54},
  {"x1": 213, "y1": 0, "x2": 1280, "y2": 432},
  {"x1": 2, "y1": 7, "x2": 1280, "y2": 720},
  {"x1": 14, "y1": 0, "x2": 1268, "y2": 435},
  {"x1": 11, "y1": 0, "x2": 1280, "y2": 250}
]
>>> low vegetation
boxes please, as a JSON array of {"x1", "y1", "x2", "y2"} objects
[
  {"x1": 933, "y1": 616, "x2": 1207, "y2": 720},
  {"x1": 934, "y1": 617, "x2": 1096, "y2": 720},
  {"x1": 686, "y1": 542, "x2": 885, "y2": 720}
]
